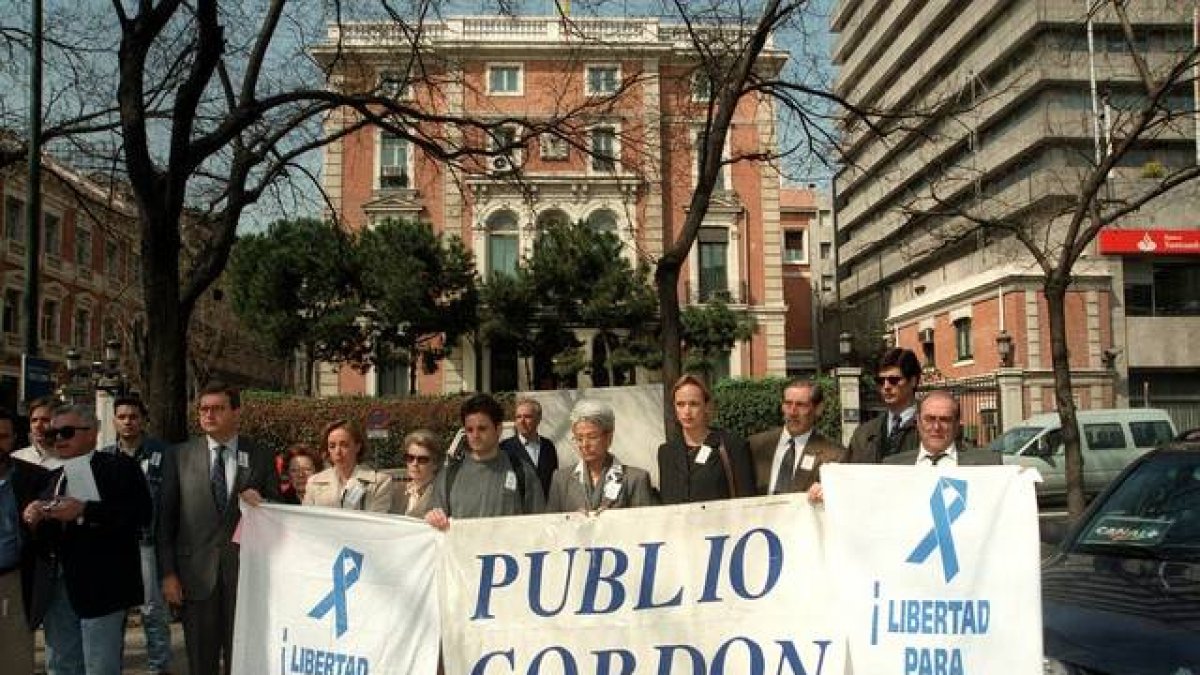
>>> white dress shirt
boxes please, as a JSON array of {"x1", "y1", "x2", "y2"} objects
[
  {"x1": 915, "y1": 443, "x2": 959, "y2": 467},
  {"x1": 519, "y1": 434, "x2": 541, "y2": 466},
  {"x1": 888, "y1": 405, "x2": 918, "y2": 436},
  {"x1": 207, "y1": 436, "x2": 239, "y2": 497},
  {"x1": 12, "y1": 444, "x2": 62, "y2": 470},
  {"x1": 768, "y1": 428, "x2": 814, "y2": 494}
]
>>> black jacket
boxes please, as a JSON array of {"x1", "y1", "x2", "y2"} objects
[
  {"x1": 657, "y1": 428, "x2": 758, "y2": 504},
  {"x1": 500, "y1": 435, "x2": 558, "y2": 499},
  {"x1": 3, "y1": 458, "x2": 53, "y2": 628}
]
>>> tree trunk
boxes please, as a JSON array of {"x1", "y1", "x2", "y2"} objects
[
  {"x1": 656, "y1": 262, "x2": 683, "y2": 440},
  {"x1": 142, "y1": 276, "x2": 191, "y2": 444},
  {"x1": 1045, "y1": 278, "x2": 1087, "y2": 518},
  {"x1": 303, "y1": 343, "x2": 315, "y2": 396}
]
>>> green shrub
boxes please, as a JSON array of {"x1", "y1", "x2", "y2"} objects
[
  {"x1": 714, "y1": 375, "x2": 841, "y2": 441},
  {"x1": 238, "y1": 392, "x2": 508, "y2": 469}
]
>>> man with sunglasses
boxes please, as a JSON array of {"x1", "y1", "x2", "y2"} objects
[
  {"x1": 23, "y1": 405, "x2": 151, "y2": 675},
  {"x1": 848, "y1": 348, "x2": 923, "y2": 464},
  {"x1": 99, "y1": 396, "x2": 172, "y2": 675}
]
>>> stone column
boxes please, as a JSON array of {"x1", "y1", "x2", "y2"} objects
[
  {"x1": 836, "y1": 366, "x2": 862, "y2": 446},
  {"x1": 996, "y1": 367, "x2": 1025, "y2": 431}
]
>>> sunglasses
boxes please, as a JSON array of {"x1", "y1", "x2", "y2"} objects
[
  {"x1": 404, "y1": 454, "x2": 432, "y2": 465},
  {"x1": 47, "y1": 425, "x2": 92, "y2": 441},
  {"x1": 874, "y1": 376, "x2": 908, "y2": 386}
]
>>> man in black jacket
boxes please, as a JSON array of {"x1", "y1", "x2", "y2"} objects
[
  {"x1": 0, "y1": 406, "x2": 52, "y2": 674},
  {"x1": 24, "y1": 404, "x2": 151, "y2": 675},
  {"x1": 500, "y1": 397, "x2": 558, "y2": 499}
]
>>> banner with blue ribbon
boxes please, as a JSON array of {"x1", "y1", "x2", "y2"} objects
[
  {"x1": 906, "y1": 477, "x2": 968, "y2": 582},
  {"x1": 308, "y1": 547, "x2": 364, "y2": 637}
]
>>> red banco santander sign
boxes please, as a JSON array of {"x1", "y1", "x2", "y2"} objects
[{"x1": 1098, "y1": 228, "x2": 1200, "y2": 255}]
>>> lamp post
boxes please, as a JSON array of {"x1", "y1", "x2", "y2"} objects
[
  {"x1": 996, "y1": 329, "x2": 1014, "y2": 368},
  {"x1": 837, "y1": 331, "x2": 854, "y2": 365},
  {"x1": 835, "y1": 330, "x2": 862, "y2": 447}
]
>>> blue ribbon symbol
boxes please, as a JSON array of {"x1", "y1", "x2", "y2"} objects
[
  {"x1": 308, "y1": 547, "x2": 364, "y2": 637},
  {"x1": 907, "y1": 477, "x2": 968, "y2": 582}
]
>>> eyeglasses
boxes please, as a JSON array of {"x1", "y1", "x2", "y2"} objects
[
  {"x1": 874, "y1": 375, "x2": 908, "y2": 387},
  {"x1": 920, "y1": 415, "x2": 956, "y2": 428},
  {"x1": 404, "y1": 454, "x2": 432, "y2": 465},
  {"x1": 47, "y1": 425, "x2": 92, "y2": 441}
]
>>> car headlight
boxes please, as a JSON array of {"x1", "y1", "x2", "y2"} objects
[{"x1": 1043, "y1": 658, "x2": 1077, "y2": 675}]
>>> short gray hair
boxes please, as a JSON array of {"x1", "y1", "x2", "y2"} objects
[
  {"x1": 569, "y1": 400, "x2": 615, "y2": 435},
  {"x1": 53, "y1": 404, "x2": 99, "y2": 428}
]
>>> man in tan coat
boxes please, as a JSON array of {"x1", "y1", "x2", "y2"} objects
[{"x1": 748, "y1": 380, "x2": 847, "y2": 496}]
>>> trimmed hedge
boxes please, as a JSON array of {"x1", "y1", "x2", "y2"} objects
[
  {"x1": 714, "y1": 376, "x2": 841, "y2": 441},
  {"x1": 239, "y1": 391, "x2": 514, "y2": 469}
]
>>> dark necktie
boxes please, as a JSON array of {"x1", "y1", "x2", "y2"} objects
[
  {"x1": 773, "y1": 437, "x2": 796, "y2": 495},
  {"x1": 890, "y1": 415, "x2": 902, "y2": 439},
  {"x1": 212, "y1": 445, "x2": 229, "y2": 513},
  {"x1": 928, "y1": 453, "x2": 947, "y2": 466}
]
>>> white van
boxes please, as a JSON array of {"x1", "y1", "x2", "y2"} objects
[{"x1": 987, "y1": 408, "x2": 1176, "y2": 503}]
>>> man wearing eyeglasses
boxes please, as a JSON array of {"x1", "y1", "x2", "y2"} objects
[
  {"x1": 848, "y1": 348, "x2": 923, "y2": 464},
  {"x1": 22, "y1": 405, "x2": 151, "y2": 675},
  {"x1": 158, "y1": 382, "x2": 279, "y2": 675},
  {"x1": 99, "y1": 396, "x2": 172, "y2": 675},
  {"x1": 883, "y1": 391, "x2": 1001, "y2": 467}
]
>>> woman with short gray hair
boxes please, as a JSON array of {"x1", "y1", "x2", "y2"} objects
[{"x1": 546, "y1": 400, "x2": 656, "y2": 513}]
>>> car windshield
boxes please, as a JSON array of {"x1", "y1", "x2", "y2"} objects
[
  {"x1": 988, "y1": 426, "x2": 1044, "y2": 454},
  {"x1": 1073, "y1": 452, "x2": 1200, "y2": 560}
]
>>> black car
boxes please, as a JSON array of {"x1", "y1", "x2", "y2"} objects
[{"x1": 1041, "y1": 443, "x2": 1200, "y2": 674}]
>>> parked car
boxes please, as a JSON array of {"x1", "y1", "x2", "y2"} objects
[
  {"x1": 987, "y1": 408, "x2": 1176, "y2": 503},
  {"x1": 1041, "y1": 442, "x2": 1200, "y2": 674}
]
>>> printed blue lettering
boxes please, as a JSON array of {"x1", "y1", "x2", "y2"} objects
[
  {"x1": 470, "y1": 649, "x2": 515, "y2": 675},
  {"x1": 729, "y1": 529, "x2": 783, "y2": 601},
  {"x1": 529, "y1": 646, "x2": 579, "y2": 675},
  {"x1": 774, "y1": 639, "x2": 831, "y2": 675},
  {"x1": 903, "y1": 647, "x2": 963, "y2": 675},
  {"x1": 473, "y1": 554, "x2": 519, "y2": 620},
  {"x1": 593, "y1": 648, "x2": 636, "y2": 675},
  {"x1": 634, "y1": 542, "x2": 684, "y2": 610},
  {"x1": 698, "y1": 535, "x2": 729, "y2": 603},
  {"x1": 527, "y1": 548, "x2": 579, "y2": 617},
  {"x1": 578, "y1": 547, "x2": 629, "y2": 615},
  {"x1": 711, "y1": 636, "x2": 765, "y2": 675},
  {"x1": 655, "y1": 644, "x2": 706, "y2": 675}
]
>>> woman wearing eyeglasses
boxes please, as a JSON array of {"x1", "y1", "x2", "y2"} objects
[
  {"x1": 395, "y1": 429, "x2": 444, "y2": 517},
  {"x1": 279, "y1": 444, "x2": 324, "y2": 505},
  {"x1": 303, "y1": 420, "x2": 396, "y2": 513},
  {"x1": 546, "y1": 400, "x2": 656, "y2": 513}
]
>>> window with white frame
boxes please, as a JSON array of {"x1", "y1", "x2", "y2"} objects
[
  {"x1": 2, "y1": 289, "x2": 20, "y2": 335},
  {"x1": 41, "y1": 299, "x2": 59, "y2": 343},
  {"x1": 698, "y1": 228, "x2": 729, "y2": 302},
  {"x1": 539, "y1": 133, "x2": 568, "y2": 160},
  {"x1": 44, "y1": 213, "x2": 61, "y2": 257},
  {"x1": 691, "y1": 70, "x2": 714, "y2": 102},
  {"x1": 486, "y1": 211, "x2": 520, "y2": 277},
  {"x1": 487, "y1": 64, "x2": 523, "y2": 95},
  {"x1": 73, "y1": 307, "x2": 91, "y2": 349},
  {"x1": 379, "y1": 132, "x2": 411, "y2": 189},
  {"x1": 378, "y1": 70, "x2": 412, "y2": 99},
  {"x1": 4, "y1": 196, "x2": 24, "y2": 242},
  {"x1": 783, "y1": 230, "x2": 806, "y2": 264},
  {"x1": 586, "y1": 64, "x2": 619, "y2": 96},
  {"x1": 694, "y1": 129, "x2": 727, "y2": 189},
  {"x1": 590, "y1": 125, "x2": 618, "y2": 172},
  {"x1": 76, "y1": 225, "x2": 92, "y2": 269},
  {"x1": 954, "y1": 318, "x2": 973, "y2": 361}
]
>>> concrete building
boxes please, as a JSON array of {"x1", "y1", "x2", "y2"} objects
[
  {"x1": 828, "y1": 0, "x2": 1200, "y2": 428},
  {"x1": 0, "y1": 157, "x2": 288, "y2": 408},
  {"x1": 313, "y1": 15, "x2": 790, "y2": 395}
]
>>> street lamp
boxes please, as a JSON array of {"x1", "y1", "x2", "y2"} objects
[
  {"x1": 995, "y1": 330, "x2": 1014, "y2": 368},
  {"x1": 838, "y1": 331, "x2": 854, "y2": 364}
]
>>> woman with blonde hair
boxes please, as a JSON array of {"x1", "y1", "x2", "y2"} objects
[
  {"x1": 656, "y1": 374, "x2": 756, "y2": 504},
  {"x1": 304, "y1": 419, "x2": 396, "y2": 512}
]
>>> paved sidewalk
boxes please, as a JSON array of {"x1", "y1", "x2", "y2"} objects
[{"x1": 34, "y1": 614, "x2": 189, "y2": 674}]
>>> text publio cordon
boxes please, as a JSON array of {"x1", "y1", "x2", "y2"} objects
[{"x1": 462, "y1": 527, "x2": 835, "y2": 675}]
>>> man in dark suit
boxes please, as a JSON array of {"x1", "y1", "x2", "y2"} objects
[
  {"x1": 23, "y1": 404, "x2": 151, "y2": 675},
  {"x1": 158, "y1": 383, "x2": 280, "y2": 675},
  {"x1": 848, "y1": 348, "x2": 923, "y2": 464},
  {"x1": 0, "y1": 406, "x2": 52, "y2": 674},
  {"x1": 883, "y1": 391, "x2": 1002, "y2": 466},
  {"x1": 749, "y1": 379, "x2": 847, "y2": 496},
  {"x1": 500, "y1": 397, "x2": 558, "y2": 499}
]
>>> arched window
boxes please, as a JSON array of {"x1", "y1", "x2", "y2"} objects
[
  {"x1": 586, "y1": 209, "x2": 618, "y2": 234},
  {"x1": 486, "y1": 210, "x2": 520, "y2": 277},
  {"x1": 536, "y1": 209, "x2": 570, "y2": 230}
]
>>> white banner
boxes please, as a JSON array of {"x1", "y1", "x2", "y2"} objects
[
  {"x1": 233, "y1": 504, "x2": 442, "y2": 675},
  {"x1": 821, "y1": 465, "x2": 1041, "y2": 675},
  {"x1": 440, "y1": 496, "x2": 845, "y2": 675}
]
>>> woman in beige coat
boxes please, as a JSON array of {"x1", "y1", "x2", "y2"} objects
[
  {"x1": 304, "y1": 419, "x2": 396, "y2": 513},
  {"x1": 395, "y1": 429, "x2": 444, "y2": 518}
]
